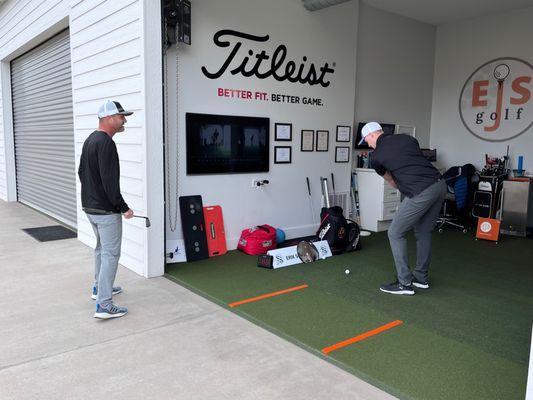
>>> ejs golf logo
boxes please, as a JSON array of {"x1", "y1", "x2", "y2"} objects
[
  {"x1": 480, "y1": 221, "x2": 492, "y2": 233},
  {"x1": 459, "y1": 57, "x2": 532, "y2": 142}
]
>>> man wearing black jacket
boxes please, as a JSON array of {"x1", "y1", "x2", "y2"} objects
[
  {"x1": 78, "y1": 100, "x2": 134, "y2": 319},
  {"x1": 359, "y1": 122, "x2": 446, "y2": 296}
]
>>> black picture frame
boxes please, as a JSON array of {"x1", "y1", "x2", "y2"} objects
[
  {"x1": 274, "y1": 146, "x2": 292, "y2": 164},
  {"x1": 274, "y1": 123, "x2": 292, "y2": 141},
  {"x1": 316, "y1": 130, "x2": 329, "y2": 152},
  {"x1": 301, "y1": 130, "x2": 314, "y2": 152},
  {"x1": 335, "y1": 146, "x2": 350, "y2": 163},
  {"x1": 336, "y1": 125, "x2": 351, "y2": 142}
]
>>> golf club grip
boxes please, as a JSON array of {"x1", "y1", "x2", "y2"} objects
[{"x1": 306, "y1": 177, "x2": 311, "y2": 195}]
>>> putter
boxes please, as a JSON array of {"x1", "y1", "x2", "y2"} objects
[{"x1": 133, "y1": 215, "x2": 151, "y2": 228}]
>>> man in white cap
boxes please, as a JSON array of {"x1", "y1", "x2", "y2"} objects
[
  {"x1": 78, "y1": 100, "x2": 134, "y2": 318},
  {"x1": 359, "y1": 122, "x2": 446, "y2": 295}
]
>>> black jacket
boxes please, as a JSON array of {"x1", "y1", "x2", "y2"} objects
[{"x1": 78, "y1": 130, "x2": 129, "y2": 214}]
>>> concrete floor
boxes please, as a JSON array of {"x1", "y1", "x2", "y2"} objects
[{"x1": 0, "y1": 200, "x2": 397, "y2": 400}]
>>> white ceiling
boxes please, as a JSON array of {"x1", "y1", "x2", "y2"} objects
[{"x1": 362, "y1": 0, "x2": 533, "y2": 25}]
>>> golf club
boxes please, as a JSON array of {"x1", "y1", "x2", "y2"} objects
[
  {"x1": 306, "y1": 177, "x2": 317, "y2": 226},
  {"x1": 133, "y1": 215, "x2": 151, "y2": 228},
  {"x1": 297, "y1": 240, "x2": 319, "y2": 263}
]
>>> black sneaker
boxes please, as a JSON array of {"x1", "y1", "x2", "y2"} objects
[
  {"x1": 412, "y1": 277, "x2": 429, "y2": 289},
  {"x1": 379, "y1": 281, "x2": 415, "y2": 295}
]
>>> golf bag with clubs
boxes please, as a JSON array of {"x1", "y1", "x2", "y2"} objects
[{"x1": 316, "y1": 206, "x2": 362, "y2": 255}]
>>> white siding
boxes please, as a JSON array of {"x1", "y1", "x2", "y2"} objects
[
  {"x1": 0, "y1": 0, "x2": 163, "y2": 277},
  {"x1": 0, "y1": 92, "x2": 5, "y2": 200},
  {"x1": 0, "y1": 0, "x2": 70, "y2": 201},
  {"x1": 70, "y1": 0, "x2": 147, "y2": 275}
]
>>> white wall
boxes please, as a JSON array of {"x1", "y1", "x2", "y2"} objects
[
  {"x1": 355, "y1": 3, "x2": 436, "y2": 147},
  {"x1": 0, "y1": 0, "x2": 163, "y2": 277},
  {"x1": 430, "y1": 7, "x2": 533, "y2": 171},
  {"x1": 165, "y1": 0, "x2": 359, "y2": 254}
]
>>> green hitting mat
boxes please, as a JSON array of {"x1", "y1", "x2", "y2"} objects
[{"x1": 166, "y1": 231, "x2": 533, "y2": 400}]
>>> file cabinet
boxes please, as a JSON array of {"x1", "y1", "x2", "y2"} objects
[{"x1": 355, "y1": 168, "x2": 401, "y2": 232}]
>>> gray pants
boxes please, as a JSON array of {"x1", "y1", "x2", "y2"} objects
[
  {"x1": 387, "y1": 180, "x2": 446, "y2": 285},
  {"x1": 86, "y1": 213, "x2": 122, "y2": 307}
]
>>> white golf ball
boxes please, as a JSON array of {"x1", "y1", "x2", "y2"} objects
[{"x1": 345, "y1": 269, "x2": 350, "y2": 275}]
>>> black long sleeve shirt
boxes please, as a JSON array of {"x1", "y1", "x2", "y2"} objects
[
  {"x1": 78, "y1": 130, "x2": 129, "y2": 214},
  {"x1": 370, "y1": 134, "x2": 441, "y2": 198}
]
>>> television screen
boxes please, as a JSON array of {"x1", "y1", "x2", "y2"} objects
[
  {"x1": 186, "y1": 113, "x2": 269, "y2": 174},
  {"x1": 421, "y1": 148, "x2": 437, "y2": 162},
  {"x1": 354, "y1": 122, "x2": 396, "y2": 149}
]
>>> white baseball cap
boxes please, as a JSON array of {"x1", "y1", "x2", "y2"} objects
[
  {"x1": 97, "y1": 100, "x2": 133, "y2": 118},
  {"x1": 358, "y1": 122, "x2": 382, "y2": 145}
]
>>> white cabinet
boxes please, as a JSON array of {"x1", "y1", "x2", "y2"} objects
[{"x1": 355, "y1": 168, "x2": 401, "y2": 232}]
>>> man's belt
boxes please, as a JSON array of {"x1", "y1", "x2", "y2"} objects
[{"x1": 83, "y1": 207, "x2": 115, "y2": 215}]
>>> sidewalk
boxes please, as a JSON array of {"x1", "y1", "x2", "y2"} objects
[{"x1": 0, "y1": 200, "x2": 396, "y2": 400}]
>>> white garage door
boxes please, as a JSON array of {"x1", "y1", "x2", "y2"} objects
[{"x1": 11, "y1": 30, "x2": 77, "y2": 229}]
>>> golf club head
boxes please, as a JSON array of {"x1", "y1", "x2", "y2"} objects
[
  {"x1": 297, "y1": 241, "x2": 319, "y2": 263},
  {"x1": 133, "y1": 215, "x2": 151, "y2": 228}
]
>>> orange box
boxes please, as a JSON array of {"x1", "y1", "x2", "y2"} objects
[{"x1": 476, "y1": 218, "x2": 501, "y2": 242}]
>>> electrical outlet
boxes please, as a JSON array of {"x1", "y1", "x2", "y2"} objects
[{"x1": 251, "y1": 179, "x2": 258, "y2": 188}]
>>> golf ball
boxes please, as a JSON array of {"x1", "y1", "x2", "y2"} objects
[{"x1": 345, "y1": 269, "x2": 350, "y2": 275}]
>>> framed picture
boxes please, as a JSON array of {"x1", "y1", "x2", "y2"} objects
[
  {"x1": 316, "y1": 130, "x2": 329, "y2": 151},
  {"x1": 301, "y1": 130, "x2": 314, "y2": 152},
  {"x1": 335, "y1": 146, "x2": 350, "y2": 163},
  {"x1": 396, "y1": 124, "x2": 416, "y2": 137},
  {"x1": 274, "y1": 146, "x2": 292, "y2": 164},
  {"x1": 275, "y1": 123, "x2": 292, "y2": 141},
  {"x1": 336, "y1": 125, "x2": 351, "y2": 142}
]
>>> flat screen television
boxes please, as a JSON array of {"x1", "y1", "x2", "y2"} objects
[
  {"x1": 354, "y1": 122, "x2": 396, "y2": 149},
  {"x1": 421, "y1": 148, "x2": 437, "y2": 162},
  {"x1": 186, "y1": 113, "x2": 269, "y2": 174}
]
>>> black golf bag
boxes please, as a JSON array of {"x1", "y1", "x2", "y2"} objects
[{"x1": 316, "y1": 206, "x2": 362, "y2": 255}]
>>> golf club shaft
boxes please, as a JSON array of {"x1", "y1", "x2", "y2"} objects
[{"x1": 306, "y1": 177, "x2": 316, "y2": 225}]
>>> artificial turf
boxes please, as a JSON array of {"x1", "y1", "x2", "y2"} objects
[{"x1": 165, "y1": 230, "x2": 533, "y2": 400}]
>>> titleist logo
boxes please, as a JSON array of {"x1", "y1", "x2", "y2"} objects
[
  {"x1": 318, "y1": 223, "x2": 331, "y2": 240},
  {"x1": 201, "y1": 30, "x2": 335, "y2": 87}
]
